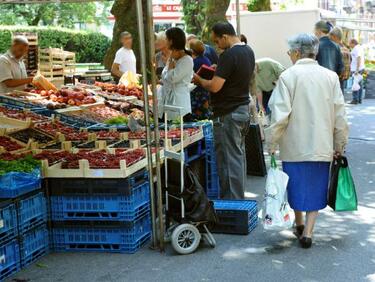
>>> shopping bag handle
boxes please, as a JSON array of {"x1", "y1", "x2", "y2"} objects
[{"x1": 271, "y1": 155, "x2": 277, "y2": 169}]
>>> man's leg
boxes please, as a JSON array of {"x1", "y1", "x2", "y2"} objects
[
  {"x1": 213, "y1": 118, "x2": 230, "y2": 199},
  {"x1": 221, "y1": 105, "x2": 249, "y2": 199}
]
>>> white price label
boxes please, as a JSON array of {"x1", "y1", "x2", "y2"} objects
[
  {"x1": 0, "y1": 219, "x2": 4, "y2": 229},
  {"x1": 0, "y1": 255, "x2": 5, "y2": 264}
]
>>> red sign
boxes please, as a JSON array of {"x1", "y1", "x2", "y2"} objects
[{"x1": 153, "y1": 4, "x2": 182, "y2": 13}]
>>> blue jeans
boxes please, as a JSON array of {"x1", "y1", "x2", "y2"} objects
[{"x1": 352, "y1": 70, "x2": 364, "y2": 103}]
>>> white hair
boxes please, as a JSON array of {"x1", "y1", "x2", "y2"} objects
[{"x1": 288, "y1": 33, "x2": 319, "y2": 58}]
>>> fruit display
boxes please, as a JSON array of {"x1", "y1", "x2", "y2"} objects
[
  {"x1": 0, "y1": 106, "x2": 48, "y2": 122},
  {"x1": 26, "y1": 87, "x2": 97, "y2": 108},
  {"x1": 104, "y1": 116, "x2": 128, "y2": 126},
  {"x1": 60, "y1": 149, "x2": 145, "y2": 169},
  {"x1": 9, "y1": 128, "x2": 55, "y2": 144},
  {"x1": 94, "y1": 82, "x2": 143, "y2": 99},
  {"x1": 33, "y1": 150, "x2": 71, "y2": 165},
  {"x1": 104, "y1": 100, "x2": 132, "y2": 113},
  {"x1": 35, "y1": 121, "x2": 88, "y2": 141},
  {"x1": 95, "y1": 130, "x2": 121, "y2": 140},
  {"x1": 0, "y1": 136, "x2": 23, "y2": 151},
  {"x1": 128, "y1": 128, "x2": 200, "y2": 140},
  {"x1": 63, "y1": 106, "x2": 125, "y2": 124}
]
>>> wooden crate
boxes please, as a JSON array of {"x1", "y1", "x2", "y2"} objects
[{"x1": 39, "y1": 48, "x2": 76, "y2": 78}]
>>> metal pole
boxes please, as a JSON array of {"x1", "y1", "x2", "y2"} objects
[
  {"x1": 236, "y1": 0, "x2": 240, "y2": 35},
  {"x1": 146, "y1": 0, "x2": 165, "y2": 252},
  {"x1": 135, "y1": 0, "x2": 157, "y2": 249}
]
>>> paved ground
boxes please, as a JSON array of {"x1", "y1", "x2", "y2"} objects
[{"x1": 9, "y1": 99, "x2": 375, "y2": 282}]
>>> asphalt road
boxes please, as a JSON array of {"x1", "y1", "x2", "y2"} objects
[{"x1": 9, "y1": 100, "x2": 375, "y2": 282}]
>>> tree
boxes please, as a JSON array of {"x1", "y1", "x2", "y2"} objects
[
  {"x1": 247, "y1": 0, "x2": 272, "y2": 12},
  {"x1": 0, "y1": 3, "x2": 110, "y2": 28},
  {"x1": 181, "y1": 0, "x2": 206, "y2": 37},
  {"x1": 201, "y1": 0, "x2": 231, "y2": 43},
  {"x1": 103, "y1": 0, "x2": 151, "y2": 71}
]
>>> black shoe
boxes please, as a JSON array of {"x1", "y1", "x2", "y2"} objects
[
  {"x1": 299, "y1": 237, "x2": 312, "y2": 249},
  {"x1": 293, "y1": 225, "x2": 304, "y2": 238},
  {"x1": 349, "y1": 101, "x2": 358, "y2": 105},
  {"x1": 359, "y1": 101, "x2": 362, "y2": 104}
]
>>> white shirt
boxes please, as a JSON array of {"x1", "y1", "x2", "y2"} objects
[
  {"x1": 265, "y1": 59, "x2": 348, "y2": 162},
  {"x1": 0, "y1": 51, "x2": 28, "y2": 94},
  {"x1": 114, "y1": 47, "x2": 137, "y2": 74},
  {"x1": 350, "y1": 44, "x2": 365, "y2": 72},
  {"x1": 159, "y1": 55, "x2": 194, "y2": 120}
]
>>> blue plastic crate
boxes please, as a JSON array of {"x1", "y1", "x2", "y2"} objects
[
  {"x1": 18, "y1": 192, "x2": 47, "y2": 234},
  {"x1": 20, "y1": 225, "x2": 49, "y2": 267},
  {"x1": 184, "y1": 140, "x2": 204, "y2": 163},
  {"x1": 50, "y1": 182, "x2": 150, "y2": 222},
  {"x1": 205, "y1": 140, "x2": 220, "y2": 199},
  {"x1": 52, "y1": 212, "x2": 151, "y2": 253},
  {"x1": 48, "y1": 169, "x2": 149, "y2": 197},
  {"x1": 0, "y1": 169, "x2": 41, "y2": 199},
  {"x1": 0, "y1": 202, "x2": 17, "y2": 246},
  {"x1": 0, "y1": 96, "x2": 41, "y2": 109},
  {"x1": 212, "y1": 200, "x2": 258, "y2": 235},
  {"x1": 0, "y1": 239, "x2": 21, "y2": 281}
]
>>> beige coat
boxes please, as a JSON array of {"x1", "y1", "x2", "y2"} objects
[{"x1": 265, "y1": 59, "x2": 349, "y2": 162}]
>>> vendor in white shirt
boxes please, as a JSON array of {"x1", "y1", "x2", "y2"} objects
[
  {"x1": 349, "y1": 39, "x2": 365, "y2": 104},
  {"x1": 0, "y1": 36, "x2": 34, "y2": 94},
  {"x1": 111, "y1": 31, "x2": 137, "y2": 78}
]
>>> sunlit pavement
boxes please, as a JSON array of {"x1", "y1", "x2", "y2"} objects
[{"x1": 9, "y1": 99, "x2": 375, "y2": 282}]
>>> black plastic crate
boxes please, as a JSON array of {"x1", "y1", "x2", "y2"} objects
[
  {"x1": 47, "y1": 169, "x2": 149, "y2": 196},
  {"x1": 212, "y1": 200, "x2": 258, "y2": 235}
]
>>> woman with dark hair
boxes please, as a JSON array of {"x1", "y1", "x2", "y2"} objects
[
  {"x1": 188, "y1": 39, "x2": 212, "y2": 120},
  {"x1": 159, "y1": 27, "x2": 194, "y2": 120}
]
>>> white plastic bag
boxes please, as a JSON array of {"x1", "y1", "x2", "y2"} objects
[
  {"x1": 263, "y1": 156, "x2": 293, "y2": 230},
  {"x1": 352, "y1": 74, "x2": 363, "y2": 92}
]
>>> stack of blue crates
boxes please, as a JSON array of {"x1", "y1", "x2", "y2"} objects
[
  {"x1": 184, "y1": 121, "x2": 220, "y2": 199},
  {"x1": 0, "y1": 170, "x2": 48, "y2": 281},
  {"x1": 201, "y1": 122, "x2": 220, "y2": 199},
  {"x1": 48, "y1": 169, "x2": 151, "y2": 254}
]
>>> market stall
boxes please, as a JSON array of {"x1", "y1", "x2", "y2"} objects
[{"x1": 0, "y1": 0, "x2": 259, "y2": 280}]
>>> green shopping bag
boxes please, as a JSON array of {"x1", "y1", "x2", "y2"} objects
[{"x1": 328, "y1": 156, "x2": 358, "y2": 211}]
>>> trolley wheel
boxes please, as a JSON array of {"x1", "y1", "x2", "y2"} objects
[
  {"x1": 171, "y1": 223, "x2": 201, "y2": 255},
  {"x1": 202, "y1": 224, "x2": 216, "y2": 248}
]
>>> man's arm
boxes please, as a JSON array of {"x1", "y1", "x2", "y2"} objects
[
  {"x1": 194, "y1": 74, "x2": 225, "y2": 93},
  {"x1": 111, "y1": 63, "x2": 123, "y2": 78},
  {"x1": 2, "y1": 78, "x2": 33, "y2": 88}
]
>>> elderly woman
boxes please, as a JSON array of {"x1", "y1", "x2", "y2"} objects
[
  {"x1": 155, "y1": 31, "x2": 171, "y2": 77},
  {"x1": 265, "y1": 33, "x2": 349, "y2": 249}
]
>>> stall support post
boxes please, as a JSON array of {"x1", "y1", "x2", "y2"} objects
[
  {"x1": 236, "y1": 0, "x2": 241, "y2": 35},
  {"x1": 146, "y1": 0, "x2": 165, "y2": 252},
  {"x1": 135, "y1": 0, "x2": 158, "y2": 249}
]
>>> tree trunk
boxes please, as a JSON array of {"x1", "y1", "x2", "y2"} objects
[
  {"x1": 103, "y1": 0, "x2": 150, "y2": 72},
  {"x1": 202, "y1": 0, "x2": 231, "y2": 43},
  {"x1": 181, "y1": 0, "x2": 206, "y2": 37}
]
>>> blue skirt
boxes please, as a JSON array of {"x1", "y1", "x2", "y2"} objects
[{"x1": 282, "y1": 162, "x2": 330, "y2": 211}]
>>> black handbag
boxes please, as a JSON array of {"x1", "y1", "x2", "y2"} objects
[
  {"x1": 181, "y1": 166, "x2": 218, "y2": 226},
  {"x1": 245, "y1": 123, "x2": 267, "y2": 176}
]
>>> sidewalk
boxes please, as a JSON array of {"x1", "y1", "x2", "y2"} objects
[{"x1": 9, "y1": 100, "x2": 375, "y2": 282}]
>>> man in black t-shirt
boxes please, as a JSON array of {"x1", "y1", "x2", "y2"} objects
[{"x1": 194, "y1": 22, "x2": 255, "y2": 199}]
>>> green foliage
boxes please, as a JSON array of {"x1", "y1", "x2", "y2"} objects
[
  {"x1": 0, "y1": 26, "x2": 110, "y2": 63},
  {"x1": 247, "y1": 0, "x2": 272, "y2": 12},
  {"x1": 181, "y1": 0, "x2": 206, "y2": 37},
  {"x1": 0, "y1": 3, "x2": 111, "y2": 28},
  {"x1": 0, "y1": 155, "x2": 40, "y2": 176}
]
